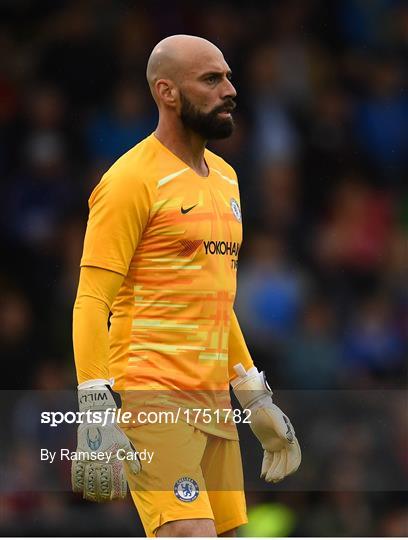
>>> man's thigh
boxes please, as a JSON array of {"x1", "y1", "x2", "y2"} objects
[{"x1": 123, "y1": 421, "x2": 214, "y2": 537}]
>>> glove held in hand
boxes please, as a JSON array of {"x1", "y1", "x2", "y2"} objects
[
  {"x1": 72, "y1": 382, "x2": 141, "y2": 502},
  {"x1": 232, "y1": 364, "x2": 301, "y2": 483}
]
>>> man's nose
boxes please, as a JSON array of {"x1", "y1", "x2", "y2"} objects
[{"x1": 221, "y1": 78, "x2": 237, "y2": 99}]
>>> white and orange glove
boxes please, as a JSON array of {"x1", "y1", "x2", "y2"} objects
[
  {"x1": 232, "y1": 364, "x2": 301, "y2": 483},
  {"x1": 71, "y1": 379, "x2": 141, "y2": 502}
]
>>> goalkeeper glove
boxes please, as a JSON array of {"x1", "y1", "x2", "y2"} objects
[
  {"x1": 71, "y1": 379, "x2": 141, "y2": 502},
  {"x1": 232, "y1": 364, "x2": 301, "y2": 483}
]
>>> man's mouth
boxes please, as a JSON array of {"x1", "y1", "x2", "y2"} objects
[
  {"x1": 218, "y1": 111, "x2": 233, "y2": 117},
  {"x1": 217, "y1": 103, "x2": 236, "y2": 117}
]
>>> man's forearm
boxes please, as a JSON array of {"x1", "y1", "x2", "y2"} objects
[
  {"x1": 228, "y1": 310, "x2": 254, "y2": 381},
  {"x1": 72, "y1": 266, "x2": 125, "y2": 384},
  {"x1": 73, "y1": 293, "x2": 111, "y2": 383}
]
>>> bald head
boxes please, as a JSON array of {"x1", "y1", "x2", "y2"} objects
[
  {"x1": 146, "y1": 35, "x2": 236, "y2": 140},
  {"x1": 146, "y1": 35, "x2": 224, "y2": 99}
]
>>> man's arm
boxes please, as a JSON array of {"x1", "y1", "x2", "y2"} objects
[{"x1": 71, "y1": 167, "x2": 155, "y2": 501}]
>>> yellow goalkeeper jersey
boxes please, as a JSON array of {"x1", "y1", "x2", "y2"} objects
[{"x1": 80, "y1": 134, "x2": 252, "y2": 438}]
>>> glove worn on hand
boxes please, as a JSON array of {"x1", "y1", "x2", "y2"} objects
[
  {"x1": 72, "y1": 379, "x2": 141, "y2": 502},
  {"x1": 232, "y1": 364, "x2": 301, "y2": 483}
]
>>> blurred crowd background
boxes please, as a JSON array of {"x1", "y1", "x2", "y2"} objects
[{"x1": 0, "y1": 0, "x2": 407, "y2": 536}]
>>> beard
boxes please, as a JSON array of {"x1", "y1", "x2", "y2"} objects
[{"x1": 180, "y1": 92, "x2": 235, "y2": 139}]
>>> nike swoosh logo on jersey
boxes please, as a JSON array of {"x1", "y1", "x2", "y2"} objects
[{"x1": 181, "y1": 204, "x2": 198, "y2": 214}]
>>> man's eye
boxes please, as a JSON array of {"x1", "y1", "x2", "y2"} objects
[{"x1": 207, "y1": 76, "x2": 217, "y2": 84}]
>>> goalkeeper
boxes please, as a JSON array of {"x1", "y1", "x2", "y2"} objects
[{"x1": 72, "y1": 34, "x2": 301, "y2": 537}]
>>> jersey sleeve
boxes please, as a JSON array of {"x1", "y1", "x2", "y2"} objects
[
  {"x1": 73, "y1": 266, "x2": 125, "y2": 383},
  {"x1": 80, "y1": 169, "x2": 155, "y2": 276},
  {"x1": 228, "y1": 309, "x2": 254, "y2": 381}
]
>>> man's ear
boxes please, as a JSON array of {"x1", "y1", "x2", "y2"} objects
[{"x1": 155, "y1": 79, "x2": 178, "y2": 107}]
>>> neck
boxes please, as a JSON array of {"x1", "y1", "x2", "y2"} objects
[{"x1": 154, "y1": 116, "x2": 209, "y2": 177}]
